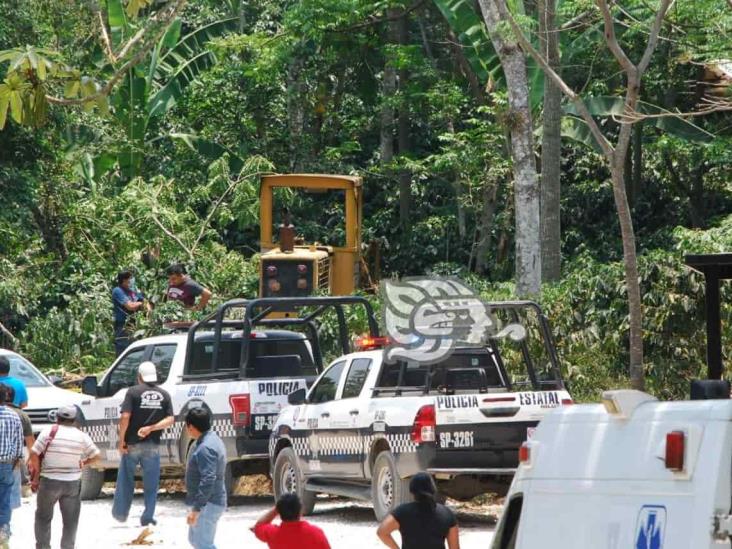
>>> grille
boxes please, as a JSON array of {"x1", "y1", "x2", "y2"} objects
[
  {"x1": 26, "y1": 408, "x2": 57, "y2": 424},
  {"x1": 262, "y1": 259, "x2": 313, "y2": 297},
  {"x1": 317, "y1": 256, "x2": 330, "y2": 290}
]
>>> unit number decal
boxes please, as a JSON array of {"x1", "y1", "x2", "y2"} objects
[{"x1": 439, "y1": 430, "x2": 475, "y2": 448}]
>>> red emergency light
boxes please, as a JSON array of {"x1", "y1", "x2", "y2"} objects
[
  {"x1": 354, "y1": 335, "x2": 391, "y2": 351},
  {"x1": 665, "y1": 431, "x2": 685, "y2": 471}
]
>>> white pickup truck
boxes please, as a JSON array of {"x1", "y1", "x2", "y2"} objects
[
  {"x1": 269, "y1": 301, "x2": 572, "y2": 520},
  {"x1": 77, "y1": 296, "x2": 377, "y2": 500},
  {"x1": 491, "y1": 385, "x2": 732, "y2": 549}
]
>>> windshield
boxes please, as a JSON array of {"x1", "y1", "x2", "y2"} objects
[{"x1": 3, "y1": 354, "x2": 50, "y2": 387}]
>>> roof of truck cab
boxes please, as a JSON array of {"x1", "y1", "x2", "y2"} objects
[
  {"x1": 128, "y1": 329, "x2": 308, "y2": 347},
  {"x1": 541, "y1": 397, "x2": 732, "y2": 425}
]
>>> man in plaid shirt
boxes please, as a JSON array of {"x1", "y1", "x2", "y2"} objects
[{"x1": 0, "y1": 384, "x2": 23, "y2": 549}]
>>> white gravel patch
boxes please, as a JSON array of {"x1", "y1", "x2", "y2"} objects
[{"x1": 9, "y1": 491, "x2": 495, "y2": 548}]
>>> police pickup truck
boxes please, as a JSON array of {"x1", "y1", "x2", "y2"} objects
[
  {"x1": 269, "y1": 301, "x2": 572, "y2": 520},
  {"x1": 76, "y1": 296, "x2": 377, "y2": 500}
]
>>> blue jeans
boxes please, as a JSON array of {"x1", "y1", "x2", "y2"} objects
[
  {"x1": 188, "y1": 503, "x2": 225, "y2": 549},
  {"x1": 0, "y1": 463, "x2": 15, "y2": 540},
  {"x1": 8, "y1": 467, "x2": 20, "y2": 511},
  {"x1": 112, "y1": 442, "x2": 160, "y2": 525}
]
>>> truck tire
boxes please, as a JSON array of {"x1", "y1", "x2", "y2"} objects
[
  {"x1": 371, "y1": 451, "x2": 412, "y2": 521},
  {"x1": 272, "y1": 447, "x2": 315, "y2": 515},
  {"x1": 80, "y1": 468, "x2": 105, "y2": 500}
]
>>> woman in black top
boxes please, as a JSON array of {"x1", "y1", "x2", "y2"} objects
[{"x1": 376, "y1": 472, "x2": 460, "y2": 549}]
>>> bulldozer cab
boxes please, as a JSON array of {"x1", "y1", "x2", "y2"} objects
[{"x1": 259, "y1": 174, "x2": 362, "y2": 297}]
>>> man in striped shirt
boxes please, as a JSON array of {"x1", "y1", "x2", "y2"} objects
[
  {"x1": 29, "y1": 405, "x2": 100, "y2": 549},
  {"x1": 0, "y1": 383, "x2": 24, "y2": 549}
]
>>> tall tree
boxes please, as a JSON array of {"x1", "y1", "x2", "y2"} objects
[
  {"x1": 397, "y1": 12, "x2": 412, "y2": 229},
  {"x1": 477, "y1": 0, "x2": 542, "y2": 296},
  {"x1": 507, "y1": 0, "x2": 675, "y2": 390},
  {"x1": 539, "y1": 0, "x2": 562, "y2": 282}
]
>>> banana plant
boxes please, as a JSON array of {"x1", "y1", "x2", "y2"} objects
[{"x1": 102, "y1": 0, "x2": 238, "y2": 179}]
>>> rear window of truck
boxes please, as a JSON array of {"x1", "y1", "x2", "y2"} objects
[
  {"x1": 189, "y1": 338, "x2": 317, "y2": 377},
  {"x1": 376, "y1": 352, "x2": 507, "y2": 395}
]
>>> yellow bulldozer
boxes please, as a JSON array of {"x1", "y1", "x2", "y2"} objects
[{"x1": 258, "y1": 174, "x2": 363, "y2": 298}]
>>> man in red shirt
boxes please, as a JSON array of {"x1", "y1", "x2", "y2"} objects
[{"x1": 251, "y1": 494, "x2": 330, "y2": 549}]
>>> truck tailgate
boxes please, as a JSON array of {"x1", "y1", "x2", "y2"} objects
[{"x1": 434, "y1": 390, "x2": 571, "y2": 469}]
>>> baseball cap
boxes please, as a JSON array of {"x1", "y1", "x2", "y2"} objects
[
  {"x1": 138, "y1": 361, "x2": 158, "y2": 383},
  {"x1": 57, "y1": 406, "x2": 78, "y2": 421}
]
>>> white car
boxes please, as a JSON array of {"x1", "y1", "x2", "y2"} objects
[{"x1": 0, "y1": 349, "x2": 86, "y2": 434}]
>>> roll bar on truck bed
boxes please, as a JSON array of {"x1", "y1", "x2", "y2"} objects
[{"x1": 182, "y1": 296, "x2": 379, "y2": 380}]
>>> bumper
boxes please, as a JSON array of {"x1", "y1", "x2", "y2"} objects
[
  {"x1": 236, "y1": 436, "x2": 269, "y2": 460},
  {"x1": 396, "y1": 421, "x2": 536, "y2": 477}
]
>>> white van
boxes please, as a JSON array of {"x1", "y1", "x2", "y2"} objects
[{"x1": 492, "y1": 389, "x2": 732, "y2": 549}]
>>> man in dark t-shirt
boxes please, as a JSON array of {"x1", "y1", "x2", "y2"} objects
[
  {"x1": 112, "y1": 362, "x2": 174, "y2": 527},
  {"x1": 165, "y1": 263, "x2": 212, "y2": 311},
  {"x1": 377, "y1": 473, "x2": 460, "y2": 549}
]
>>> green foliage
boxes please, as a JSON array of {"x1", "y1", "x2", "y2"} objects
[
  {"x1": 1, "y1": 0, "x2": 732, "y2": 408},
  {"x1": 431, "y1": 0, "x2": 500, "y2": 84}
]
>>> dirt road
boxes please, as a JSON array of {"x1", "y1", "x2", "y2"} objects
[{"x1": 10, "y1": 491, "x2": 496, "y2": 548}]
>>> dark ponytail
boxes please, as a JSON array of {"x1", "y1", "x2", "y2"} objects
[
  {"x1": 409, "y1": 472, "x2": 437, "y2": 511},
  {"x1": 414, "y1": 490, "x2": 436, "y2": 511}
]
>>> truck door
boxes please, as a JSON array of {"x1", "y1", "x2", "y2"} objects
[
  {"x1": 323, "y1": 357, "x2": 373, "y2": 478},
  {"x1": 81, "y1": 345, "x2": 149, "y2": 464},
  {"x1": 146, "y1": 343, "x2": 178, "y2": 464},
  {"x1": 300, "y1": 360, "x2": 346, "y2": 475}
]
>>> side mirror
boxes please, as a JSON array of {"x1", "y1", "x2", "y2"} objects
[
  {"x1": 81, "y1": 376, "x2": 99, "y2": 397},
  {"x1": 48, "y1": 375, "x2": 63, "y2": 387},
  {"x1": 288, "y1": 388, "x2": 307, "y2": 405}
]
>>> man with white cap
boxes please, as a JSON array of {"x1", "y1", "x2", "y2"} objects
[
  {"x1": 30, "y1": 405, "x2": 100, "y2": 549},
  {"x1": 112, "y1": 361, "x2": 174, "y2": 527}
]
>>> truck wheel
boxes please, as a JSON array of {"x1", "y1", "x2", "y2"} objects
[
  {"x1": 80, "y1": 468, "x2": 105, "y2": 500},
  {"x1": 273, "y1": 447, "x2": 315, "y2": 515},
  {"x1": 371, "y1": 451, "x2": 412, "y2": 521}
]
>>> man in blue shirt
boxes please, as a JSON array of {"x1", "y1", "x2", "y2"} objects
[
  {"x1": 0, "y1": 357, "x2": 27, "y2": 409},
  {"x1": 112, "y1": 271, "x2": 148, "y2": 356},
  {"x1": 185, "y1": 407, "x2": 226, "y2": 549}
]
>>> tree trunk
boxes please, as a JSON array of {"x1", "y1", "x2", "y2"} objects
[
  {"x1": 611, "y1": 90, "x2": 644, "y2": 391},
  {"x1": 689, "y1": 149, "x2": 706, "y2": 228},
  {"x1": 631, "y1": 122, "x2": 643, "y2": 204},
  {"x1": 238, "y1": 0, "x2": 245, "y2": 33},
  {"x1": 539, "y1": 0, "x2": 562, "y2": 283},
  {"x1": 474, "y1": 182, "x2": 499, "y2": 274},
  {"x1": 448, "y1": 119, "x2": 467, "y2": 239},
  {"x1": 478, "y1": 0, "x2": 542, "y2": 296},
  {"x1": 397, "y1": 12, "x2": 411, "y2": 229},
  {"x1": 286, "y1": 53, "x2": 306, "y2": 171},
  {"x1": 379, "y1": 13, "x2": 399, "y2": 165},
  {"x1": 610, "y1": 163, "x2": 644, "y2": 391}
]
